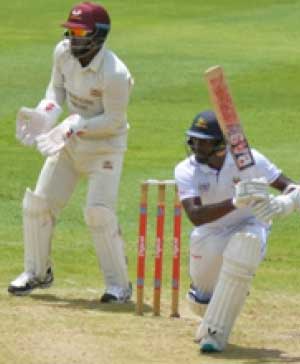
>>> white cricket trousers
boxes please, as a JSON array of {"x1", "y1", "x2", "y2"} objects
[
  {"x1": 189, "y1": 219, "x2": 269, "y2": 296},
  {"x1": 32, "y1": 146, "x2": 129, "y2": 290},
  {"x1": 35, "y1": 149, "x2": 124, "y2": 215}
]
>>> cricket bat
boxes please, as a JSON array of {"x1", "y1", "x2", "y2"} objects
[{"x1": 204, "y1": 65, "x2": 255, "y2": 170}]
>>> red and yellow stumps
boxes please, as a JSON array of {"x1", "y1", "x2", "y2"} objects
[
  {"x1": 136, "y1": 182, "x2": 148, "y2": 315},
  {"x1": 136, "y1": 179, "x2": 182, "y2": 317},
  {"x1": 170, "y1": 185, "x2": 181, "y2": 318},
  {"x1": 153, "y1": 184, "x2": 166, "y2": 316}
]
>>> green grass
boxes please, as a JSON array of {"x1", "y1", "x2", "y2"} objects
[{"x1": 1, "y1": 1, "x2": 300, "y2": 363}]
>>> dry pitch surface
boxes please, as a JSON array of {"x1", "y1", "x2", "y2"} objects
[{"x1": 0, "y1": 286, "x2": 299, "y2": 364}]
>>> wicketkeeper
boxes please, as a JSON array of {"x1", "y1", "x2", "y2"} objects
[
  {"x1": 9, "y1": 2, "x2": 134, "y2": 303},
  {"x1": 174, "y1": 110, "x2": 300, "y2": 352}
]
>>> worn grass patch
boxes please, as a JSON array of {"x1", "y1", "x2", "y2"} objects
[{"x1": 1, "y1": 288, "x2": 299, "y2": 364}]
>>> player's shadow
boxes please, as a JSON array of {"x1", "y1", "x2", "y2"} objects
[
  {"x1": 30, "y1": 293, "x2": 153, "y2": 314},
  {"x1": 200, "y1": 344, "x2": 300, "y2": 363}
]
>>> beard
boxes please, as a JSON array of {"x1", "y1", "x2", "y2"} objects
[
  {"x1": 195, "y1": 153, "x2": 210, "y2": 164},
  {"x1": 194, "y1": 148, "x2": 226, "y2": 166},
  {"x1": 71, "y1": 46, "x2": 89, "y2": 58}
]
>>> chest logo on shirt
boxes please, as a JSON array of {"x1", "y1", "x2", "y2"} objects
[
  {"x1": 198, "y1": 183, "x2": 210, "y2": 192},
  {"x1": 90, "y1": 89, "x2": 103, "y2": 97}
]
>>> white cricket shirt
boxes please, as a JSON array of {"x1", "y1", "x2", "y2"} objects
[
  {"x1": 44, "y1": 39, "x2": 134, "y2": 152},
  {"x1": 174, "y1": 148, "x2": 281, "y2": 228}
]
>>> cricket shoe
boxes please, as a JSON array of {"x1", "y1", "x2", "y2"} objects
[
  {"x1": 199, "y1": 330, "x2": 223, "y2": 353},
  {"x1": 8, "y1": 267, "x2": 54, "y2": 296},
  {"x1": 100, "y1": 282, "x2": 132, "y2": 303},
  {"x1": 186, "y1": 285, "x2": 211, "y2": 316}
]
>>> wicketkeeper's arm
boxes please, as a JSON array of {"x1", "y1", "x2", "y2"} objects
[
  {"x1": 66, "y1": 73, "x2": 133, "y2": 136},
  {"x1": 44, "y1": 41, "x2": 67, "y2": 106},
  {"x1": 16, "y1": 42, "x2": 66, "y2": 147}
]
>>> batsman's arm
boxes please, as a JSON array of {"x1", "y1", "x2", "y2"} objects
[
  {"x1": 270, "y1": 173, "x2": 297, "y2": 192},
  {"x1": 181, "y1": 197, "x2": 235, "y2": 226}
]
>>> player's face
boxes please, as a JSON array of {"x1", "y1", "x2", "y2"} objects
[
  {"x1": 189, "y1": 137, "x2": 227, "y2": 168},
  {"x1": 189, "y1": 137, "x2": 216, "y2": 163},
  {"x1": 67, "y1": 28, "x2": 99, "y2": 59}
]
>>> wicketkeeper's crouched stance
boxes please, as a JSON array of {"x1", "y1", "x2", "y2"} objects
[
  {"x1": 8, "y1": 2, "x2": 134, "y2": 303},
  {"x1": 174, "y1": 111, "x2": 300, "y2": 352}
]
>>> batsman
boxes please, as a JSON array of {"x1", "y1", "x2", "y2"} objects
[
  {"x1": 8, "y1": 2, "x2": 133, "y2": 303},
  {"x1": 174, "y1": 110, "x2": 300, "y2": 352}
]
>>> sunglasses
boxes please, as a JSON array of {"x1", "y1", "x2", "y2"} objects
[{"x1": 68, "y1": 28, "x2": 91, "y2": 37}]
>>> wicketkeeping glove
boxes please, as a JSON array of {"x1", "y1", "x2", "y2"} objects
[
  {"x1": 35, "y1": 114, "x2": 87, "y2": 157},
  {"x1": 233, "y1": 178, "x2": 269, "y2": 208},
  {"x1": 36, "y1": 124, "x2": 68, "y2": 156},
  {"x1": 16, "y1": 100, "x2": 62, "y2": 146},
  {"x1": 65, "y1": 114, "x2": 87, "y2": 136}
]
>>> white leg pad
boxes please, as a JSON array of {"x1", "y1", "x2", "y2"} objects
[
  {"x1": 196, "y1": 231, "x2": 261, "y2": 349},
  {"x1": 23, "y1": 188, "x2": 54, "y2": 279},
  {"x1": 84, "y1": 206, "x2": 129, "y2": 289}
]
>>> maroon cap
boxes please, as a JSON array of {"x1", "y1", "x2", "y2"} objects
[{"x1": 62, "y1": 2, "x2": 110, "y2": 31}]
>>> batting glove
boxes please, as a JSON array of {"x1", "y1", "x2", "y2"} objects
[
  {"x1": 283, "y1": 183, "x2": 300, "y2": 194},
  {"x1": 251, "y1": 190, "x2": 300, "y2": 222},
  {"x1": 233, "y1": 178, "x2": 269, "y2": 208}
]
